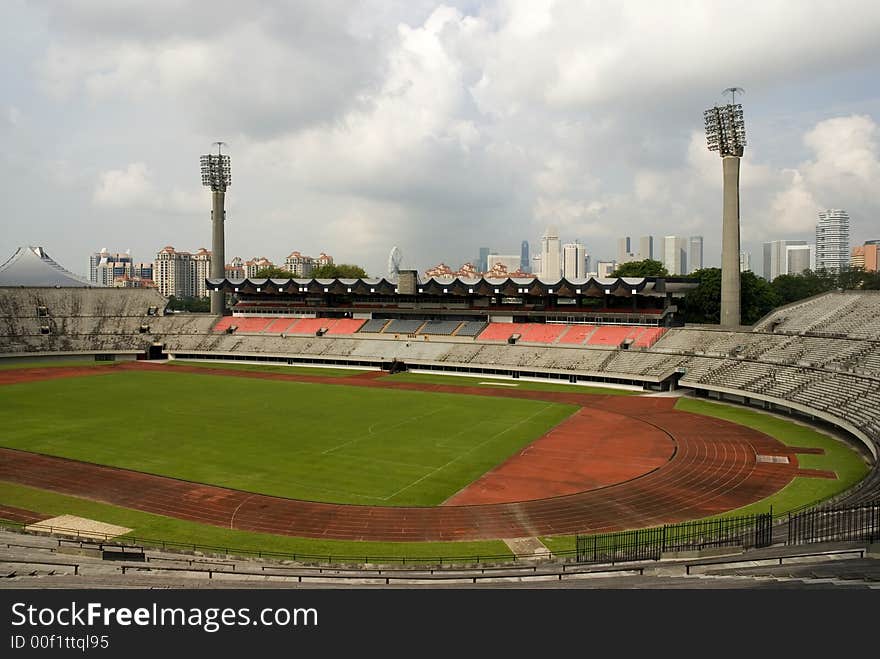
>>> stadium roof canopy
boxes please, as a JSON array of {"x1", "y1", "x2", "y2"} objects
[
  {"x1": 0, "y1": 246, "x2": 98, "y2": 287},
  {"x1": 206, "y1": 275, "x2": 698, "y2": 298}
]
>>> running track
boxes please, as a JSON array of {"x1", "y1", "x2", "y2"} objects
[{"x1": 0, "y1": 363, "x2": 807, "y2": 541}]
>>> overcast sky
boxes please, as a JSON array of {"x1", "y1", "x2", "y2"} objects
[{"x1": 2, "y1": 0, "x2": 879, "y2": 278}]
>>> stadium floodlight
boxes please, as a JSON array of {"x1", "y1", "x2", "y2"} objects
[
  {"x1": 201, "y1": 142, "x2": 232, "y2": 315},
  {"x1": 200, "y1": 142, "x2": 232, "y2": 192},
  {"x1": 704, "y1": 104, "x2": 746, "y2": 157},
  {"x1": 704, "y1": 89, "x2": 746, "y2": 327}
]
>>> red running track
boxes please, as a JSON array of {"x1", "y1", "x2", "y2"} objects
[{"x1": 0, "y1": 363, "x2": 804, "y2": 541}]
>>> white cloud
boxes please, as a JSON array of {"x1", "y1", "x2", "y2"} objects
[
  {"x1": 93, "y1": 162, "x2": 202, "y2": 213},
  {"x1": 93, "y1": 162, "x2": 153, "y2": 207}
]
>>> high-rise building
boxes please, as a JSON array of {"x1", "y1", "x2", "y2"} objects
[
  {"x1": 688, "y1": 236, "x2": 704, "y2": 273},
  {"x1": 762, "y1": 240, "x2": 807, "y2": 280},
  {"x1": 225, "y1": 256, "x2": 245, "y2": 279},
  {"x1": 596, "y1": 261, "x2": 617, "y2": 278},
  {"x1": 245, "y1": 257, "x2": 274, "y2": 279},
  {"x1": 815, "y1": 209, "x2": 850, "y2": 272},
  {"x1": 540, "y1": 227, "x2": 561, "y2": 280},
  {"x1": 739, "y1": 251, "x2": 751, "y2": 273},
  {"x1": 487, "y1": 254, "x2": 521, "y2": 274},
  {"x1": 192, "y1": 248, "x2": 212, "y2": 298},
  {"x1": 562, "y1": 242, "x2": 587, "y2": 279},
  {"x1": 638, "y1": 236, "x2": 654, "y2": 261},
  {"x1": 89, "y1": 249, "x2": 134, "y2": 286},
  {"x1": 617, "y1": 237, "x2": 636, "y2": 265},
  {"x1": 154, "y1": 246, "x2": 208, "y2": 298},
  {"x1": 478, "y1": 247, "x2": 490, "y2": 274},
  {"x1": 786, "y1": 245, "x2": 811, "y2": 276},
  {"x1": 852, "y1": 243, "x2": 879, "y2": 272},
  {"x1": 663, "y1": 236, "x2": 688, "y2": 275},
  {"x1": 520, "y1": 241, "x2": 530, "y2": 272}
]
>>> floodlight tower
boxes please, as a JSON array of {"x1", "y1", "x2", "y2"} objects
[
  {"x1": 200, "y1": 142, "x2": 232, "y2": 315},
  {"x1": 704, "y1": 88, "x2": 746, "y2": 327}
]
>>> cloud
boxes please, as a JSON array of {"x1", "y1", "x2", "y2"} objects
[
  {"x1": 93, "y1": 162, "x2": 152, "y2": 207},
  {"x1": 93, "y1": 162, "x2": 202, "y2": 213}
]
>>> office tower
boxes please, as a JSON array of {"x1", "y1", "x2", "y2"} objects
[
  {"x1": 540, "y1": 226, "x2": 561, "y2": 279},
  {"x1": 663, "y1": 236, "x2": 688, "y2": 275},
  {"x1": 739, "y1": 251, "x2": 751, "y2": 273},
  {"x1": 852, "y1": 243, "x2": 879, "y2": 272},
  {"x1": 688, "y1": 236, "x2": 704, "y2": 273},
  {"x1": 478, "y1": 247, "x2": 490, "y2": 274},
  {"x1": 520, "y1": 241, "x2": 530, "y2": 272},
  {"x1": 815, "y1": 209, "x2": 850, "y2": 272},
  {"x1": 562, "y1": 242, "x2": 587, "y2": 279},
  {"x1": 638, "y1": 236, "x2": 654, "y2": 261},
  {"x1": 617, "y1": 237, "x2": 636, "y2": 264},
  {"x1": 763, "y1": 240, "x2": 807, "y2": 280},
  {"x1": 786, "y1": 244, "x2": 811, "y2": 276}
]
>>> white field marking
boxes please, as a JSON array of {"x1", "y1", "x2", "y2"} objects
[
  {"x1": 320, "y1": 406, "x2": 450, "y2": 455},
  {"x1": 478, "y1": 381, "x2": 519, "y2": 387},
  {"x1": 229, "y1": 494, "x2": 255, "y2": 529},
  {"x1": 381, "y1": 403, "x2": 557, "y2": 501}
]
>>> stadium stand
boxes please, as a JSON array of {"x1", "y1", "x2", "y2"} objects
[
  {"x1": 454, "y1": 321, "x2": 487, "y2": 337},
  {"x1": 418, "y1": 320, "x2": 462, "y2": 336},
  {"x1": 359, "y1": 319, "x2": 390, "y2": 333},
  {"x1": 557, "y1": 325, "x2": 596, "y2": 344},
  {"x1": 385, "y1": 319, "x2": 426, "y2": 335}
]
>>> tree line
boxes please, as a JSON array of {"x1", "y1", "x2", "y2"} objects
[{"x1": 612, "y1": 258, "x2": 880, "y2": 325}]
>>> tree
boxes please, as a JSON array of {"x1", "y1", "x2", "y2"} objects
[
  {"x1": 166, "y1": 296, "x2": 210, "y2": 312},
  {"x1": 311, "y1": 264, "x2": 369, "y2": 278},
  {"x1": 740, "y1": 270, "x2": 779, "y2": 325},
  {"x1": 611, "y1": 259, "x2": 669, "y2": 278},
  {"x1": 681, "y1": 268, "x2": 779, "y2": 325},
  {"x1": 253, "y1": 266, "x2": 292, "y2": 279},
  {"x1": 770, "y1": 272, "x2": 829, "y2": 306}
]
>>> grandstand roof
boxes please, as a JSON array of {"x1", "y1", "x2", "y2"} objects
[
  {"x1": 0, "y1": 246, "x2": 98, "y2": 287},
  {"x1": 206, "y1": 275, "x2": 697, "y2": 297}
]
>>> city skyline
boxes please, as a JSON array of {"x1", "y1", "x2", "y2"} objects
[{"x1": 3, "y1": 2, "x2": 879, "y2": 278}]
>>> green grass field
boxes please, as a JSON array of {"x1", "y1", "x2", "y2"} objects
[
  {"x1": 0, "y1": 360, "x2": 120, "y2": 370},
  {"x1": 540, "y1": 396, "x2": 871, "y2": 555},
  {"x1": 0, "y1": 370, "x2": 576, "y2": 506},
  {"x1": 166, "y1": 360, "x2": 370, "y2": 377},
  {"x1": 385, "y1": 371, "x2": 639, "y2": 395}
]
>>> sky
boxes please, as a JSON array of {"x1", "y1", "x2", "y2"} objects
[{"x1": 2, "y1": 0, "x2": 879, "y2": 279}]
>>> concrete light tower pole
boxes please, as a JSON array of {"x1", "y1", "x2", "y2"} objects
[
  {"x1": 704, "y1": 88, "x2": 746, "y2": 327},
  {"x1": 200, "y1": 142, "x2": 232, "y2": 315}
]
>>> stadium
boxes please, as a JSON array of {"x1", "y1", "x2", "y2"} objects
[{"x1": 0, "y1": 245, "x2": 878, "y2": 588}]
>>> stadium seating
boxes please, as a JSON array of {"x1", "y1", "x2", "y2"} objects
[
  {"x1": 478, "y1": 323, "x2": 520, "y2": 341},
  {"x1": 587, "y1": 326, "x2": 633, "y2": 346},
  {"x1": 359, "y1": 319, "x2": 390, "y2": 333},
  {"x1": 418, "y1": 320, "x2": 462, "y2": 336},
  {"x1": 454, "y1": 321, "x2": 487, "y2": 337},
  {"x1": 385, "y1": 319, "x2": 426, "y2": 335},
  {"x1": 558, "y1": 325, "x2": 596, "y2": 344}
]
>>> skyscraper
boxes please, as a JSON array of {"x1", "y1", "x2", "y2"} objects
[
  {"x1": 762, "y1": 240, "x2": 807, "y2": 280},
  {"x1": 89, "y1": 249, "x2": 134, "y2": 286},
  {"x1": 562, "y1": 242, "x2": 587, "y2": 279},
  {"x1": 617, "y1": 237, "x2": 635, "y2": 264},
  {"x1": 815, "y1": 209, "x2": 850, "y2": 272},
  {"x1": 739, "y1": 251, "x2": 751, "y2": 273},
  {"x1": 520, "y1": 241, "x2": 530, "y2": 272},
  {"x1": 688, "y1": 236, "x2": 704, "y2": 273},
  {"x1": 786, "y1": 245, "x2": 811, "y2": 276},
  {"x1": 478, "y1": 247, "x2": 490, "y2": 274},
  {"x1": 663, "y1": 236, "x2": 688, "y2": 275},
  {"x1": 638, "y1": 236, "x2": 654, "y2": 261},
  {"x1": 540, "y1": 226, "x2": 561, "y2": 280}
]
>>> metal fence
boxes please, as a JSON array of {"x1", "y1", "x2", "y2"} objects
[
  {"x1": 787, "y1": 500, "x2": 880, "y2": 546},
  {"x1": 576, "y1": 513, "x2": 773, "y2": 564}
]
